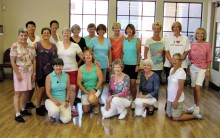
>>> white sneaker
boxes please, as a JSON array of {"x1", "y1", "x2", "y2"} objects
[
  {"x1": 193, "y1": 111, "x2": 203, "y2": 120},
  {"x1": 131, "y1": 102, "x2": 135, "y2": 110},
  {"x1": 118, "y1": 109, "x2": 127, "y2": 120},
  {"x1": 187, "y1": 105, "x2": 196, "y2": 114},
  {"x1": 142, "y1": 110, "x2": 147, "y2": 117},
  {"x1": 99, "y1": 98, "x2": 105, "y2": 106}
]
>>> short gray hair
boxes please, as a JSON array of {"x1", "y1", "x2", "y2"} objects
[
  {"x1": 62, "y1": 27, "x2": 71, "y2": 34},
  {"x1": 18, "y1": 28, "x2": 28, "y2": 35},
  {"x1": 71, "y1": 24, "x2": 81, "y2": 33},
  {"x1": 113, "y1": 59, "x2": 124, "y2": 70},
  {"x1": 142, "y1": 59, "x2": 154, "y2": 67}
]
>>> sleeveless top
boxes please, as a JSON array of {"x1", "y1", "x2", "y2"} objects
[
  {"x1": 123, "y1": 38, "x2": 138, "y2": 65},
  {"x1": 36, "y1": 42, "x2": 57, "y2": 81},
  {"x1": 50, "y1": 71, "x2": 67, "y2": 101},
  {"x1": 81, "y1": 64, "x2": 101, "y2": 95}
]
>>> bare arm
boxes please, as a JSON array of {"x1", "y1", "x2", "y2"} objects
[
  {"x1": 165, "y1": 51, "x2": 172, "y2": 64},
  {"x1": 144, "y1": 47, "x2": 149, "y2": 59},
  {"x1": 173, "y1": 79, "x2": 185, "y2": 109},
  {"x1": 182, "y1": 51, "x2": 189, "y2": 60}
]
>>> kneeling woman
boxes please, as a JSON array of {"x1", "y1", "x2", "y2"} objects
[
  {"x1": 134, "y1": 59, "x2": 159, "y2": 117},
  {"x1": 77, "y1": 50, "x2": 103, "y2": 114},
  {"x1": 102, "y1": 59, "x2": 131, "y2": 120},
  {"x1": 45, "y1": 58, "x2": 71, "y2": 123}
]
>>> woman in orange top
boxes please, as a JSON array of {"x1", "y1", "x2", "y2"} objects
[{"x1": 110, "y1": 22, "x2": 126, "y2": 62}]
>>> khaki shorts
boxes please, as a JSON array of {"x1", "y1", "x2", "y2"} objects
[
  {"x1": 166, "y1": 101, "x2": 183, "y2": 118},
  {"x1": 81, "y1": 90, "x2": 101, "y2": 105}
]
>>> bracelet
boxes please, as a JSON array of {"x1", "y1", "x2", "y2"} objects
[
  {"x1": 65, "y1": 100, "x2": 69, "y2": 103},
  {"x1": 94, "y1": 88, "x2": 97, "y2": 91}
]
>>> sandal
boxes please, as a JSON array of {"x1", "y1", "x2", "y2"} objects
[{"x1": 71, "y1": 109, "x2": 79, "y2": 116}]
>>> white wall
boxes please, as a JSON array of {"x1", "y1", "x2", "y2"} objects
[{"x1": 0, "y1": 0, "x2": 4, "y2": 63}]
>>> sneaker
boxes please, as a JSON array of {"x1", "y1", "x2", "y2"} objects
[
  {"x1": 131, "y1": 102, "x2": 135, "y2": 110},
  {"x1": 193, "y1": 111, "x2": 203, "y2": 120},
  {"x1": 94, "y1": 107, "x2": 100, "y2": 114},
  {"x1": 142, "y1": 110, "x2": 147, "y2": 117},
  {"x1": 71, "y1": 109, "x2": 79, "y2": 116},
  {"x1": 21, "y1": 109, "x2": 32, "y2": 116},
  {"x1": 25, "y1": 102, "x2": 36, "y2": 109},
  {"x1": 118, "y1": 109, "x2": 127, "y2": 120},
  {"x1": 187, "y1": 105, "x2": 196, "y2": 114},
  {"x1": 99, "y1": 98, "x2": 105, "y2": 106},
  {"x1": 36, "y1": 108, "x2": 45, "y2": 116},
  {"x1": 15, "y1": 115, "x2": 25, "y2": 123}
]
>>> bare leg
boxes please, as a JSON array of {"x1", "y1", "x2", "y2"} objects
[
  {"x1": 22, "y1": 91, "x2": 29, "y2": 109},
  {"x1": 36, "y1": 87, "x2": 45, "y2": 108},
  {"x1": 82, "y1": 105, "x2": 91, "y2": 113},
  {"x1": 69, "y1": 85, "x2": 76, "y2": 107},
  {"x1": 130, "y1": 79, "x2": 137, "y2": 101},
  {"x1": 28, "y1": 88, "x2": 35, "y2": 102},
  {"x1": 194, "y1": 85, "x2": 201, "y2": 107},
  {"x1": 173, "y1": 113, "x2": 196, "y2": 121},
  {"x1": 14, "y1": 92, "x2": 22, "y2": 114}
]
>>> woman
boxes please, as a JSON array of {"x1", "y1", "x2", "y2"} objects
[
  {"x1": 89, "y1": 24, "x2": 112, "y2": 106},
  {"x1": 122, "y1": 24, "x2": 141, "y2": 109},
  {"x1": 70, "y1": 24, "x2": 86, "y2": 67},
  {"x1": 35, "y1": 27, "x2": 57, "y2": 116},
  {"x1": 166, "y1": 53, "x2": 202, "y2": 121},
  {"x1": 10, "y1": 28, "x2": 36, "y2": 123},
  {"x1": 164, "y1": 21, "x2": 190, "y2": 82},
  {"x1": 102, "y1": 59, "x2": 131, "y2": 120},
  {"x1": 45, "y1": 58, "x2": 71, "y2": 124},
  {"x1": 57, "y1": 28, "x2": 84, "y2": 116},
  {"x1": 134, "y1": 59, "x2": 159, "y2": 117},
  {"x1": 49, "y1": 20, "x2": 61, "y2": 44},
  {"x1": 77, "y1": 50, "x2": 103, "y2": 114},
  {"x1": 144, "y1": 22, "x2": 165, "y2": 81},
  {"x1": 187, "y1": 28, "x2": 212, "y2": 114},
  {"x1": 109, "y1": 22, "x2": 126, "y2": 62},
  {"x1": 84, "y1": 23, "x2": 96, "y2": 49}
]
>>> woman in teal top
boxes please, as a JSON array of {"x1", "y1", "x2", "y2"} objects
[
  {"x1": 45, "y1": 58, "x2": 71, "y2": 123},
  {"x1": 77, "y1": 50, "x2": 103, "y2": 114},
  {"x1": 122, "y1": 24, "x2": 141, "y2": 109},
  {"x1": 88, "y1": 24, "x2": 112, "y2": 106}
]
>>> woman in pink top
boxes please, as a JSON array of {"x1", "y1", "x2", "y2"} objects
[
  {"x1": 109, "y1": 22, "x2": 126, "y2": 62},
  {"x1": 187, "y1": 28, "x2": 212, "y2": 115}
]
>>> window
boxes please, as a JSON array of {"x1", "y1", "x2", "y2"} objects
[
  {"x1": 213, "y1": 22, "x2": 220, "y2": 71},
  {"x1": 163, "y1": 2, "x2": 203, "y2": 42},
  {"x1": 70, "y1": 0, "x2": 109, "y2": 37},
  {"x1": 117, "y1": 0, "x2": 156, "y2": 58}
]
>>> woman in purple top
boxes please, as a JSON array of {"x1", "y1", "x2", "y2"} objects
[
  {"x1": 102, "y1": 59, "x2": 131, "y2": 120},
  {"x1": 35, "y1": 27, "x2": 57, "y2": 116}
]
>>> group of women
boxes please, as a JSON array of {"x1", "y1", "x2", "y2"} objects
[{"x1": 10, "y1": 20, "x2": 212, "y2": 123}]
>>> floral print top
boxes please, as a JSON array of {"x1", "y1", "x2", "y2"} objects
[
  {"x1": 109, "y1": 74, "x2": 130, "y2": 97},
  {"x1": 10, "y1": 42, "x2": 36, "y2": 72}
]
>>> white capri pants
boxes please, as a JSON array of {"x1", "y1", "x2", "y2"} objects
[
  {"x1": 134, "y1": 97, "x2": 157, "y2": 116},
  {"x1": 45, "y1": 99, "x2": 71, "y2": 124},
  {"x1": 190, "y1": 64, "x2": 206, "y2": 87},
  {"x1": 81, "y1": 90, "x2": 101, "y2": 105},
  {"x1": 102, "y1": 97, "x2": 131, "y2": 118}
]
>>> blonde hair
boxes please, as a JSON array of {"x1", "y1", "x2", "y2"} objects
[
  {"x1": 142, "y1": 59, "x2": 154, "y2": 67},
  {"x1": 194, "y1": 28, "x2": 207, "y2": 41},
  {"x1": 171, "y1": 21, "x2": 182, "y2": 32},
  {"x1": 112, "y1": 22, "x2": 121, "y2": 30},
  {"x1": 62, "y1": 27, "x2": 71, "y2": 34},
  {"x1": 173, "y1": 53, "x2": 183, "y2": 61},
  {"x1": 152, "y1": 21, "x2": 162, "y2": 30}
]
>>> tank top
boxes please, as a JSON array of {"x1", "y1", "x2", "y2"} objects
[{"x1": 123, "y1": 38, "x2": 138, "y2": 65}]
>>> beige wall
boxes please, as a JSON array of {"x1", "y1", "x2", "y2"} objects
[{"x1": 3, "y1": 0, "x2": 69, "y2": 51}]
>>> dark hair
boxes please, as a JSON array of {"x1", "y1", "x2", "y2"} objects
[
  {"x1": 53, "y1": 58, "x2": 64, "y2": 66},
  {"x1": 96, "y1": 24, "x2": 106, "y2": 35},
  {"x1": 87, "y1": 23, "x2": 96, "y2": 29},
  {"x1": 50, "y1": 20, "x2": 59, "y2": 28},
  {"x1": 25, "y1": 21, "x2": 36, "y2": 28},
  {"x1": 125, "y1": 24, "x2": 136, "y2": 35},
  {"x1": 41, "y1": 27, "x2": 51, "y2": 35}
]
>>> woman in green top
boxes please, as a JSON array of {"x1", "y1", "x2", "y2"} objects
[{"x1": 77, "y1": 50, "x2": 103, "y2": 114}]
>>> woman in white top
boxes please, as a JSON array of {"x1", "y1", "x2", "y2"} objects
[
  {"x1": 144, "y1": 21, "x2": 165, "y2": 82},
  {"x1": 164, "y1": 21, "x2": 190, "y2": 83},
  {"x1": 49, "y1": 20, "x2": 61, "y2": 44},
  {"x1": 166, "y1": 53, "x2": 202, "y2": 121},
  {"x1": 56, "y1": 28, "x2": 84, "y2": 116}
]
